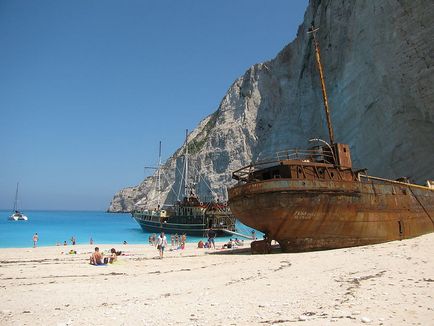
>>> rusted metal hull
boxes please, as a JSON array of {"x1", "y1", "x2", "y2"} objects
[{"x1": 228, "y1": 179, "x2": 434, "y2": 252}]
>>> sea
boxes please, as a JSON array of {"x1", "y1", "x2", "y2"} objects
[{"x1": 0, "y1": 210, "x2": 259, "y2": 248}]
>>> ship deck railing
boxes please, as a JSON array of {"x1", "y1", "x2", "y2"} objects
[
  {"x1": 359, "y1": 174, "x2": 434, "y2": 191},
  {"x1": 233, "y1": 148, "x2": 335, "y2": 181}
]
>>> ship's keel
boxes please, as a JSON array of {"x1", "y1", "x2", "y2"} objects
[{"x1": 276, "y1": 237, "x2": 389, "y2": 253}]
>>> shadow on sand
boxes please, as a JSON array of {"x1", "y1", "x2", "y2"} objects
[{"x1": 207, "y1": 244, "x2": 282, "y2": 256}]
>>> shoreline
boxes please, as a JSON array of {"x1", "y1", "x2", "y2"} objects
[
  {"x1": 0, "y1": 237, "x2": 250, "y2": 250},
  {"x1": 1, "y1": 234, "x2": 433, "y2": 325}
]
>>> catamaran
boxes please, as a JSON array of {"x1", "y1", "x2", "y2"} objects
[{"x1": 9, "y1": 182, "x2": 28, "y2": 221}]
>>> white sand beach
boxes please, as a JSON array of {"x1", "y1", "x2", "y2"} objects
[{"x1": 1, "y1": 234, "x2": 433, "y2": 325}]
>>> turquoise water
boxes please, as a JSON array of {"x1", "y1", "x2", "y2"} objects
[{"x1": 0, "y1": 210, "x2": 258, "y2": 248}]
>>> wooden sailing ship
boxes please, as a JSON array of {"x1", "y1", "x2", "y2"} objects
[
  {"x1": 227, "y1": 26, "x2": 434, "y2": 252},
  {"x1": 132, "y1": 133, "x2": 236, "y2": 237}
]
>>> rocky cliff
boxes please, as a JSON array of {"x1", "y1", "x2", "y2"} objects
[{"x1": 108, "y1": 0, "x2": 434, "y2": 212}]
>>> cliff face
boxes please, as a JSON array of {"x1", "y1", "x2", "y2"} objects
[{"x1": 108, "y1": 0, "x2": 434, "y2": 212}]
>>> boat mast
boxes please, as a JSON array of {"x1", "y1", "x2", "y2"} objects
[
  {"x1": 184, "y1": 129, "x2": 189, "y2": 197},
  {"x1": 13, "y1": 182, "x2": 19, "y2": 211},
  {"x1": 144, "y1": 142, "x2": 163, "y2": 209},
  {"x1": 308, "y1": 25, "x2": 335, "y2": 146},
  {"x1": 157, "y1": 141, "x2": 162, "y2": 208}
]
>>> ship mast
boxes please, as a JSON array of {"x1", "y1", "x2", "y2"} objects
[
  {"x1": 144, "y1": 142, "x2": 162, "y2": 209},
  {"x1": 157, "y1": 141, "x2": 162, "y2": 208},
  {"x1": 184, "y1": 129, "x2": 189, "y2": 197},
  {"x1": 13, "y1": 182, "x2": 19, "y2": 212},
  {"x1": 308, "y1": 25, "x2": 335, "y2": 146}
]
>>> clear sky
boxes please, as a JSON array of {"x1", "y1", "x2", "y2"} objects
[{"x1": 0, "y1": 0, "x2": 308, "y2": 210}]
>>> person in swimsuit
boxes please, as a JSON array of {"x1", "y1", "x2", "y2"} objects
[
  {"x1": 109, "y1": 248, "x2": 117, "y2": 263},
  {"x1": 89, "y1": 247, "x2": 105, "y2": 265},
  {"x1": 32, "y1": 233, "x2": 39, "y2": 248}
]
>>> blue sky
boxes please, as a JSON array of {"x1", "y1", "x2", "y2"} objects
[{"x1": 0, "y1": 0, "x2": 308, "y2": 210}]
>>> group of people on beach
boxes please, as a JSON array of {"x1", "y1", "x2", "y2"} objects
[
  {"x1": 89, "y1": 247, "x2": 118, "y2": 265},
  {"x1": 150, "y1": 233, "x2": 186, "y2": 248},
  {"x1": 32, "y1": 233, "x2": 78, "y2": 248},
  {"x1": 152, "y1": 232, "x2": 188, "y2": 259},
  {"x1": 53, "y1": 236, "x2": 77, "y2": 247},
  {"x1": 196, "y1": 227, "x2": 217, "y2": 249},
  {"x1": 34, "y1": 226, "x2": 255, "y2": 265},
  {"x1": 221, "y1": 238, "x2": 244, "y2": 249},
  {"x1": 197, "y1": 228, "x2": 244, "y2": 250}
]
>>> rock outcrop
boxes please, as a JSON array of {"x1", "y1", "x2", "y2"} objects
[{"x1": 108, "y1": 0, "x2": 434, "y2": 212}]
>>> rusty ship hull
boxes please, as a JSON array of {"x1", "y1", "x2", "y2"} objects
[
  {"x1": 228, "y1": 26, "x2": 434, "y2": 253},
  {"x1": 228, "y1": 176, "x2": 434, "y2": 252}
]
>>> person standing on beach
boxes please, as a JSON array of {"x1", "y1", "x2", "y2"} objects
[
  {"x1": 207, "y1": 227, "x2": 216, "y2": 249},
  {"x1": 156, "y1": 232, "x2": 167, "y2": 259},
  {"x1": 181, "y1": 234, "x2": 187, "y2": 249},
  {"x1": 32, "y1": 233, "x2": 39, "y2": 248}
]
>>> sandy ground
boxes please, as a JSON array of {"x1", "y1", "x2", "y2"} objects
[{"x1": 0, "y1": 234, "x2": 433, "y2": 326}]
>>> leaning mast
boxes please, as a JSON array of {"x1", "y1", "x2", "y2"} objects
[
  {"x1": 157, "y1": 141, "x2": 162, "y2": 208},
  {"x1": 308, "y1": 25, "x2": 335, "y2": 146}
]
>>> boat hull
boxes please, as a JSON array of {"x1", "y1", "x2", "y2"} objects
[
  {"x1": 228, "y1": 179, "x2": 434, "y2": 252},
  {"x1": 132, "y1": 215, "x2": 229, "y2": 237},
  {"x1": 9, "y1": 213, "x2": 28, "y2": 221}
]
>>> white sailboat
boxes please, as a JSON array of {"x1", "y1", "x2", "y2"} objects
[{"x1": 9, "y1": 182, "x2": 28, "y2": 221}]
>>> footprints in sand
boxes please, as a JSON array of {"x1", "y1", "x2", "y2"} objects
[
  {"x1": 224, "y1": 260, "x2": 292, "y2": 286},
  {"x1": 336, "y1": 270, "x2": 386, "y2": 304},
  {"x1": 273, "y1": 260, "x2": 292, "y2": 272},
  {"x1": 148, "y1": 267, "x2": 192, "y2": 275}
]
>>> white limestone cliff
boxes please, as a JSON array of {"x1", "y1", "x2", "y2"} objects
[{"x1": 108, "y1": 0, "x2": 434, "y2": 212}]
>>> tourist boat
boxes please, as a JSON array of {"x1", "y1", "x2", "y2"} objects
[
  {"x1": 227, "y1": 26, "x2": 434, "y2": 252},
  {"x1": 132, "y1": 136, "x2": 236, "y2": 237},
  {"x1": 9, "y1": 183, "x2": 28, "y2": 221}
]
